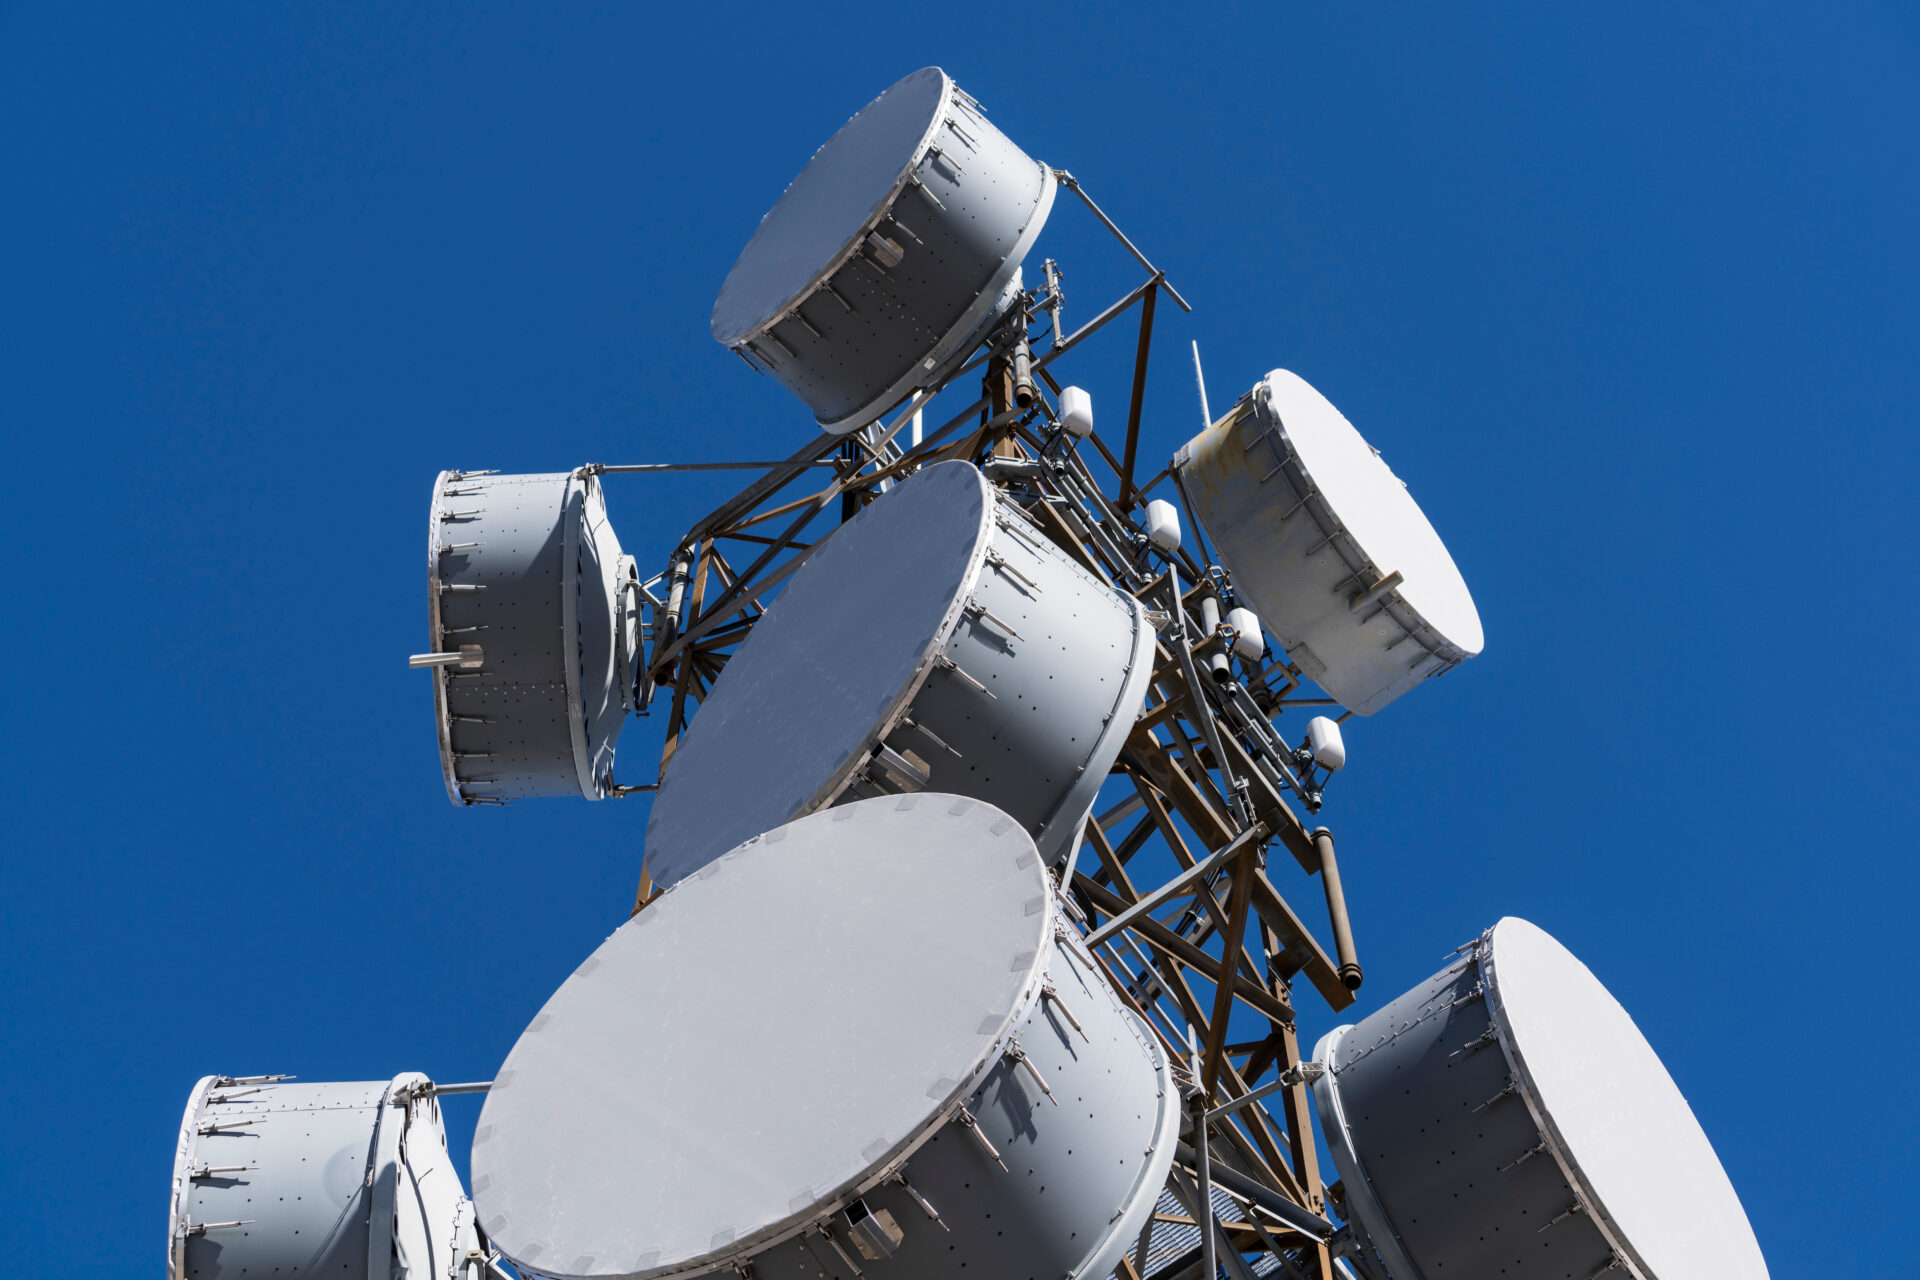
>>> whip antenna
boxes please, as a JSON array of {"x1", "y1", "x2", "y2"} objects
[{"x1": 1192, "y1": 340, "x2": 1212, "y2": 428}]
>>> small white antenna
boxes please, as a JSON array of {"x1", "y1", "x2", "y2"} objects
[{"x1": 1191, "y1": 340, "x2": 1212, "y2": 429}]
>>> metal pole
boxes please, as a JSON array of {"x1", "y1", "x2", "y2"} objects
[
  {"x1": 681, "y1": 430, "x2": 843, "y2": 546},
  {"x1": 1204, "y1": 1073, "x2": 1290, "y2": 1124},
  {"x1": 1193, "y1": 1096, "x2": 1216, "y2": 1280},
  {"x1": 1051, "y1": 170, "x2": 1193, "y2": 312},
  {"x1": 1176, "y1": 1143, "x2": 1335, "y2": 1242},
  {"x1": 840, "y1": 439, "x2": 860, "y2": 522},
  {"x1": 1084, "y1": 822, "x2": 1268, "y2": 946},
  {"x1": 1172, "y1": 465, "x2": 1218, "y2": 576},
  {"x1": 1201, "y1": 847, "x2": 1257, "y2": 1094},
  {"x1": 1192, "y1": 340, "x2": 1212, "y2": 429},
  {"x1": 1166, "y1": 570, "x2": 1252, "y2": 828},
  {"x1": 1312, "y1": 828, "x2": 1363, "y2": 990},
  {"x1": 1120, "y1": 284, "x2": 1159, "y2": 509}
]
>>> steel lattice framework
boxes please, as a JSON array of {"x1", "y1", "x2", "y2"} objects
[{"x1": 616, "y1": 232, "x2": 1373, "y2": 1280}]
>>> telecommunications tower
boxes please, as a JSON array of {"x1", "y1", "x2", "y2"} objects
[{"x1": 168, "y1": 67, "x2": 1768, "y2": 1280}]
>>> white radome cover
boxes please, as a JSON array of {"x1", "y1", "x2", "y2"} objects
[
  {"x1": 712, "y1": 68, "x2": 951, "y2": 345},
  {"x1": 642, "y1": 460, "x2": 992, "y2": 889},
  {"x1": 473, "y1": 795, "x2": 1055, "y2": 1280},
  {"x1": 1486, "y1": 917, "x2": 1769, "y2": 1280},
  {"x1": 1265, "y1": 370, "x2": 1483, "y2": 657}
]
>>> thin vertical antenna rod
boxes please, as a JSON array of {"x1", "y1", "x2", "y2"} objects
[
  {"x1": 1192, "y1": 341, "x2": 1212, "y2": 429},
  {"x1": 1178, "y1": 340, "x2": 1220, "y2": 571}
]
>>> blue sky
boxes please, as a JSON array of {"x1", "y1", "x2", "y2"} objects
[{"x1": 2, "y1": 2, "x2": 1914, "y2": 1273}]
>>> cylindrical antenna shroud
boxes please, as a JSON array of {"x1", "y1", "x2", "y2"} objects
[
  {"x1": 1310, "y1": 917, "x2": 1768, "y2": 1280},
  {"x1": 1174, "y1": 369, "x2": 1482, "y2": 716},
  {"x1": 427, "y1": 469, "x2": 632, "y2": 803},
  {"x1": 474, "y1": 797, "x2": 1179, "y2": 1280},
  {"x1": 711, "y1": 67, "x2": 1056, "y2": 435}
]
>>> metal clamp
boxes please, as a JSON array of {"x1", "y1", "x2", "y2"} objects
[
  {"x1": 1450, "y1": 1027, "x2": 1499, "y2": 1059},
  {"x1": 983, "y1": 548, "x2": 1040, "y2": 593},
  {"x1": 821, "y1": 280, "x2": 855, "y2": 313},
  {"x1": 815, "y1": 1224, "x2": 863, "y2": 1277},
  {"x1": 1537, "y1": 1198, "x2": 1589, "y2": 1234},
  {"x1": 190, "y1": 1164, "x2": 256, "y2": 1179},
  {"x1": 954, "y1": 1105, "x2": 1007, "y2": 1170},
  {"x1": 891, "y1": 1172, "x2": 948, "y2": 1231},
  {"x1": 905, "y1": 172, "x2": 946, "y2": 213},
  {"x1": 1496, "y1": 1140, "x2": 1548, "y2": 1173},
  {"x1": 1004, "y1": 1038, "x2": 1057, "y2": 1105},
  {"x1": 965, "y1": 597, "x2": 1024, "y2": 641},
  {"x1": 195, "y1": 1119, "x2": 258, "y2": 1135},
  {"x1": 934, "y1": 654, "x2": 995, "y2": 699},
  {"x1": 1041, "y1": 981, "x2": 1090, "y2": 1042},
  {"x1": 1473, "y1": 1080, "x2": 1519, "y2": 1113},
  {"x1": 896, "y1": 716, "x2": 960, "y2": 758}
]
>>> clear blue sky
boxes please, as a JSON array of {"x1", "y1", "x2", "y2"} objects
[{"x1": 3, "y1": 3, "x2": 1913, "y2": 1273}]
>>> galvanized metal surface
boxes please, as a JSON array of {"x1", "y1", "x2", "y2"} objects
[{"x1": 475, "y1": 795, "x2": 1177, "y2": 1280}]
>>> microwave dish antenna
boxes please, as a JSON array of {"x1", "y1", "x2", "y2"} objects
[
  {"x1": 416, "y1": 469, "x2": 638, "y2": 803},
  {"x1": 1176, "y1": 370, "x2": 1482, "y2": 715},
  {"x1": 711, "y1": 67, "x2": 1056, "y2": 435},
  {"x1": 475, "y1": 795, "x2": 1178, "y2": 1280},
  {"x1": 1313, "y1": 917, "x2": 1769, "y2": 1280},
  {"x1": 640, "y1": 459, "x2": 1153, "y2": 891},
  {"x1": 169, "y1": 1073, "x2": 479, "y2": 1280}
]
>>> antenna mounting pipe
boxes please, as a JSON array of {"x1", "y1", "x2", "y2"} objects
[
  {"x1": 1050, "y1": 170, "x2": 1192, "y2": 312},
  {"x1": 1174, "y1": 1142, "x2": 1336, "y2": 1242},
  {"x1": 1312, "y1": 827, "x2": 1364, "y2": 990}
]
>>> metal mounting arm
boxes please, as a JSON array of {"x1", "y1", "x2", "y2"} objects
[{"x1": 1052, "y1": 170, "x2": 1193, "y2": 313}]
